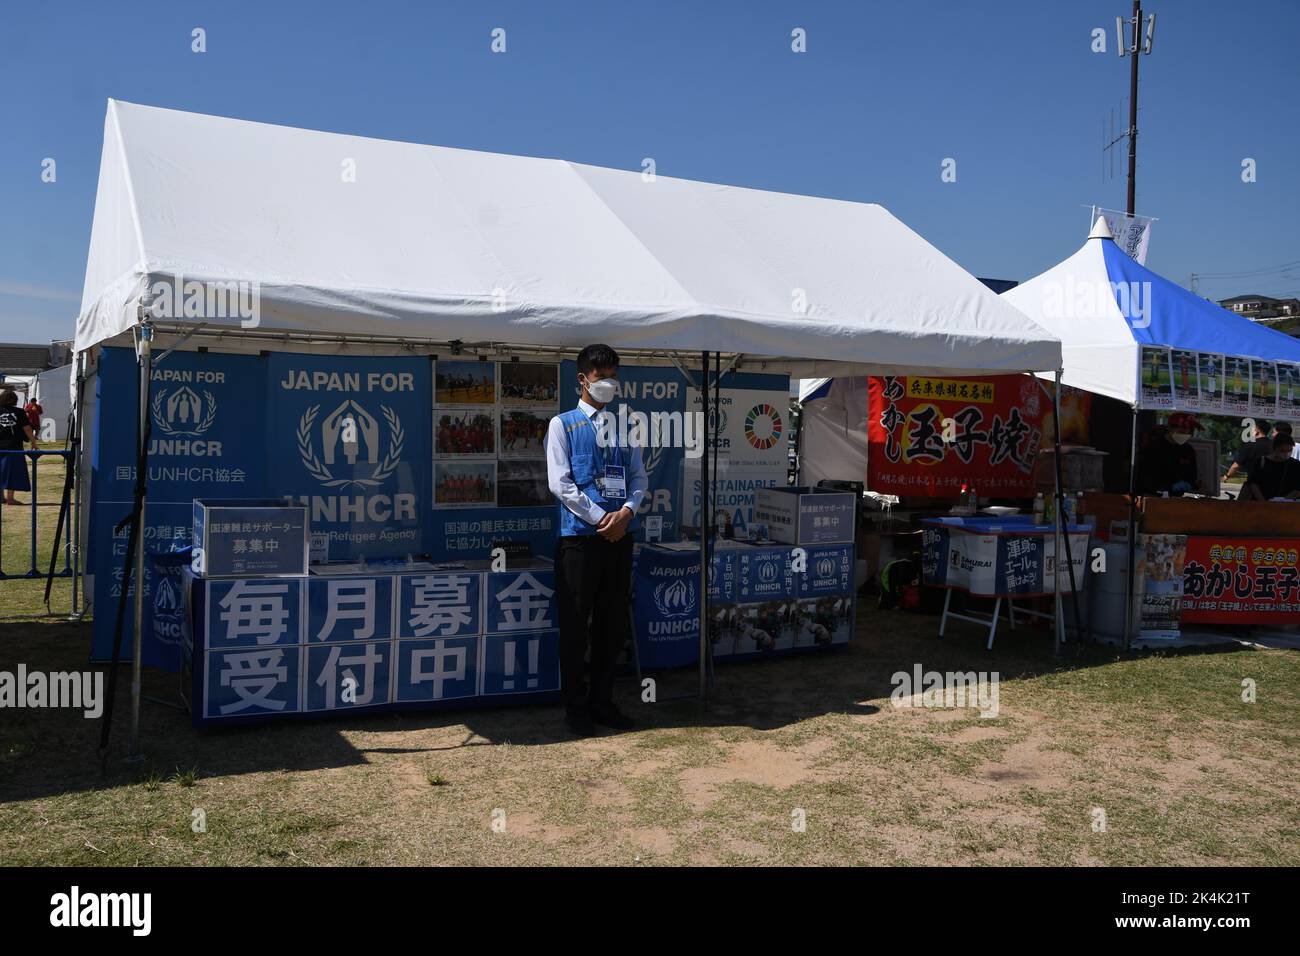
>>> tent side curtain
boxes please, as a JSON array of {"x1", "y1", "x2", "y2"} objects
[{"x1": 76, "y1": 100, "x2": 1063, "y2": 379}]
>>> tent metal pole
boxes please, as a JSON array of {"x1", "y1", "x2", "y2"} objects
[
  {"x1": 1052, "y1": 370, "x2": 1064, "y2": 656},
  {"x1": 698, "y1": 350, "x2": 710, "y2": 705},
  {"x1": 1123, "y1": 405, "x2": 1139, "y2": 651},
  {"x1": 70, "y1": 350, "x2": 87, "y2": 619},
  {"x1": 128, "y1": 323, "x2": 154, "y2": 762}
]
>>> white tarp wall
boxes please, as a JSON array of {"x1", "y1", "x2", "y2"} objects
[
  {"x1": 77, "y1": 101, "x2": 1062, "y2": 380},
  {"x1": 798, "y1": 377, "x2": 869, "y2": 487},
  {"x1": 32, "y1": 363, "x2": 72, "y2": 441}
]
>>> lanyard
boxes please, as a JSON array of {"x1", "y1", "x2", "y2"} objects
[{"x1": 591, "y1": 409, "x2": 624, "y2": 469}]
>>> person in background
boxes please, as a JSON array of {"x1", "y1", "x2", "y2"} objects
[
  {"x1": 1241, "y1": 433, "x2": 1300, "y2": 501},
  {"x1": 0, "y1": 389, "x2": 36, "y2": 506},
  {"x1": 545, "y1": 344, "x2": 648, "y2": 736},
  {"x1": 23, "y1": 396, "x2": 43, "y2": 435},
  {"x1": 1223, "y1": 419, "x2": 1271, "y2": 483},
  {"x1": 1272, "y1": 421, "x2": 1300, "y2": 462},
  {"x1": 1138, "y1": 411, "x2": 1200, "y2": 497}
]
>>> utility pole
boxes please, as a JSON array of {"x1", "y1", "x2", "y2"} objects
[
  {"x1": 1118, "y1": 3, "x2": 1155, "y2": 216},
  {"x1": 1126, "y1": 1, "x2": 1140, "y2": 215}
]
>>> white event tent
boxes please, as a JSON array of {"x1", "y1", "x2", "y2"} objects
[
  {"x1": 73, "y1": 100, "x2": 1067, "y2": 752},
  {"x1": 77, "y1": 101, "x2": 1060, "y2": 377}
]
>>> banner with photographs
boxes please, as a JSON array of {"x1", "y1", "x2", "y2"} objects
[
  {"x1": 1136, "y1": 346, "x2": 1295, "y2": 420},
  {"x1": 431, "y1": 358, "x2": 559, "y2": 557}
]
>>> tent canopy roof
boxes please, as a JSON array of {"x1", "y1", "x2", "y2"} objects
[
  {"x1": 77, "y1": 100, "x2": 1062, "y2": 377},
  {"x1": 1001, "y1": 222, "x2": 1300, "y2": 405}
]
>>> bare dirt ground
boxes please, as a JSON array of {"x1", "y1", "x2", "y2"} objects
[{"x1": 2, "y1": 594, "x2": 1297, "y2": 866}]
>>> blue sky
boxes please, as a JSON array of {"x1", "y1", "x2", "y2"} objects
[{"x1": 1, "y1": 0, "x2": 1297, "y2": 345}]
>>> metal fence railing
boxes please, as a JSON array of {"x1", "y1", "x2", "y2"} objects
[{"x1": 0, "y1": 449, "x2": 74, "y2": 580}]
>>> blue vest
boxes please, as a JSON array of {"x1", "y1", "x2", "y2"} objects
[{"x1": 557, "y1": 406, "x2": 640, "y2": 537}]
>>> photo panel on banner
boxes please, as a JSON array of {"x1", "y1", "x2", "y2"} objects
[
  {"x1": 1139, "y1": 346, "x2": 1173, "y2": 409},
  {"x1": 434, "y1": 360, "x2": 496, "y2": 405},
  {"x1": 432, "y1": 357, "x2": 556, "y2": 557},
  {"x1": 1170, "y1": 349, "x2": 1198, "y2": 410},
  {"x1": 1278, "y1": 363, "x2": 1300, "y2": 418},
  {"x1": 1224, "y1": 355, "x2": 1251, "y2": 415},
  {"x1": 500, "y1": 361, "x2": 559, "y2": 408},
  {"x1": 1198, "y1": 352, "x2": 1225, "y2": 415},
  {"x1": 1250, "y1": 360, "x2": 1277, "y2": 418}
]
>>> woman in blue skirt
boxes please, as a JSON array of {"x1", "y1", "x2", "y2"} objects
[{"x1": 0, "y1": 389, "x2": 35, "y2": 505}]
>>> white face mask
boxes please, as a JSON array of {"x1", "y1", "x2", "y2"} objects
[
  {"x1": 583, "y1": 375, "x2": 618, "y2": 404},
  {"x1": 1170, "y1": 432, "x2": 1191, "y2": 445}
]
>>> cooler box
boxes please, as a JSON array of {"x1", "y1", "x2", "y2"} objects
[
  {"x1": 192, "y1": 498, "x2": 309, "y2": 578},
  {"x1": 754, "y1": 487, "x2": 855, "y2": 546}
]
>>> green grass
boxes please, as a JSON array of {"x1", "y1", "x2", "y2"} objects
[
  {"x1": 0, "y1": 441, "x2": 79, "y2": 619},
  {"x1": 1, "y1": 477, "x2": 1297, "y2": 865}
]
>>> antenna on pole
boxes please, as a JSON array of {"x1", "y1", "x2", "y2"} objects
[{"x1": 1112, "y1": 2, "x2": 1156, "y2": 216}]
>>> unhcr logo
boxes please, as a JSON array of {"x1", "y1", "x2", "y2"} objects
[
  {"x1": 145, "y1": 271, "x2": 260, "y2": 328},
  {"x1": 298, "y1": 399, "x2": 404, "y2": 489},
  {"x1": 151, "y1": 386, "x2": 216, "y2": 437},
  {"x1": 653, "y1": 578, "x2": 696, "y2": 618}
]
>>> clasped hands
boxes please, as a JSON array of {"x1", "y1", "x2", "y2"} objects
[{"x1": 596, "y1": 506, "x2": 633, "y2": 542}]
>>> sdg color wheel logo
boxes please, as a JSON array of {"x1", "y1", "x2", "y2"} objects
[{"x1": 744, "y1": 403, "x2": 783, "y2": 450}]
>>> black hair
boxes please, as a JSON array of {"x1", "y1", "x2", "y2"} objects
[
  {"x1": 1257, "y1": 419, "x2": 1271, "y2": 435},
  {"x1": 0, "y1": 389, "x2": 17, "y2": 408},
  {"x1": 1274, "y1": 432, "x2": 1296, "y2": 450},
  {"x1": 1274, "y1": 421, "x2": 1293, "y2": 435},
  {"x1": 576, "y1": 344, "x2": 620, "y2": 375}
]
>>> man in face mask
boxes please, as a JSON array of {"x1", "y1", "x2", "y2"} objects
[
  {"x1": 1242, "y1": 433, "x2": 1300, "y2": 501},
  {"x1": 1138, "y1": 412, "x2": 1200, "y2": 497},
  {"x1": 545, "y1": 344, "x2": 648, "y2": 736}
]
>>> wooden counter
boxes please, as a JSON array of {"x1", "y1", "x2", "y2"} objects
[{"x1": 1141, "y1": 496, "x2": 1300, "y2": 537}]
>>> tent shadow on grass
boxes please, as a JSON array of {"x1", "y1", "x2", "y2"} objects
[{"x1": 0, "y1": 604, "x2": 1254, "y2": 804}]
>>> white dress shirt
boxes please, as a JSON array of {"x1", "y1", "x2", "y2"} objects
[{"x1": 546, "y1": 398, "x2": 648, "y2": 527}]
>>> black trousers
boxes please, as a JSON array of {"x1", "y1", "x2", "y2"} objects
[{"x1": 554, "y1": 534, "x2": 634, "y2": 710}]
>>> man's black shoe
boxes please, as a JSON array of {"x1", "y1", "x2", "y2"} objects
[
  {"x1": 589, "y1": 705, "x2": 635, "y2": 730},
  {"x1": 565, "y1": 707, "x2": 596, "y2": 736}
]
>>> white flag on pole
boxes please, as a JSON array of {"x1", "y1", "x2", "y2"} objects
[{"x1": 1091, "y1": 205, "x2": 1155, "y2": 264}]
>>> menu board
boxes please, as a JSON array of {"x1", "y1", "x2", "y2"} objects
[{"x1": 1136, "y1": 347, "x2": 1292, "y2": 419}]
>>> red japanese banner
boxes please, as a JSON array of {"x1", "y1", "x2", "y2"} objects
[
  {"x1": 867, "y1": 374, "x2": 1046, "y2": 497},
  {"x1": 1180, "y1": 537, "x2": 1300, "y2": 624}
]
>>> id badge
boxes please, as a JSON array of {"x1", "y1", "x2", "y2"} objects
[{"x1": 603, "y1": 464, "x2": 627, "y2": 500}]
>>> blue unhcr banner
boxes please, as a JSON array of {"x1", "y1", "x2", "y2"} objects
[
  {"x1": 633, "y1": 547, "x2": 701, "y2": 669},
  {"x1": 633, "y1": 543, "x2": 855, "y2": 669},
  {"x1": 90, "y1": 348, "x2": 270, "y2": 664},
  {"x1": 267, "y1": 354, "x2": 430, "y2": 562}
]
